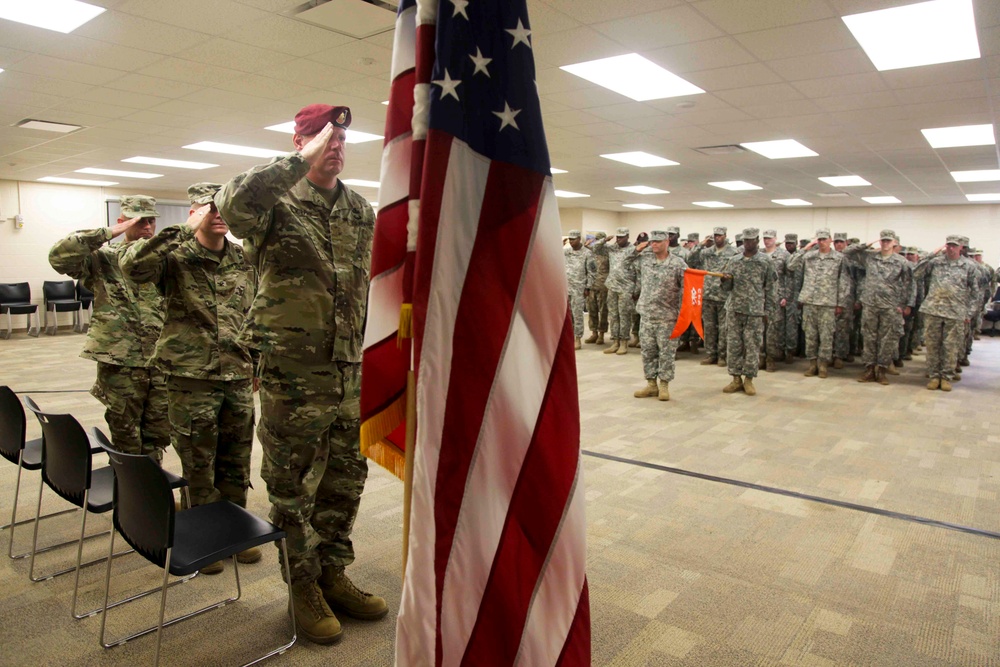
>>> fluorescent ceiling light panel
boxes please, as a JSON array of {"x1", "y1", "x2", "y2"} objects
[
  {"x1": 550, "y1": 168, "x2": 568, "y2": 174},
  {"x1": 0, "y1": 0, "x2": 106, "y2": 34},
  {"x1": 17, "y1": 119, "x2": 82, "y2": 133},
  {"x1": 264, "y1": 122, "x2": 383, "y2": 144},
  {"x1": 966, "y1": 193, "x2": 1000, "y2": 201},
  {"x1": 862, "y1": 196, "x2": 901, "y2": 204},
  {"x1": 560, "y1": 53, "x2": 704, "y2": 102},
  {"x1": 623, "y1": 203, "x2": 664, "y2": 210},
  {"x1": 38, "y1": 176, "x2": 117, "y2": 186},
  {"x1": 184, "y1": 142, "x2": 285, "y2": 158},
  {"x1": 342, "y1": 179, "x2": 380, "y2": 188},
  {"x1": 76, "y1": 168, "x2": 162, "y2": 179},
  {"x1": 740, "y1": 139, "x2": 817, "y2": 159},
  {"x1": 615, "y1": 185, "x2": 670, "y2": 195},
  {"x1": 921, "y1": 124, "x2": 995, "y2": 148},
  {"x1": 772, "y1": 199, "x2": 812, "y2": 206},
  {"x1": 842, "y1": 0, "x2": 980, "y2": 72},
  {"x1": 709, "y1": 180, "x2": 761, "y2": 191},
  {"x1": 819, "y1": 175, "x2": 871, "y2": 187},
  {"x1": 600, "y1": 152, "x2": 678, "y2": 168},
  {"x1": 692, "y1": 201, "x2": 733, "y2": 208},
  {"x1": 123, "y1": 156, "x2": 218, "y2": 170},
  {"x1": 951, "y1": 169, "x2": 1000, "y2": 182},
  {"x1": 554, "y1": 190, "x2": 589, "y2": 198}
]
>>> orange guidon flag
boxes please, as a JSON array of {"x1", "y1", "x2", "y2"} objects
[{"x1": 671, "y1": 269, "x2": 709, "y2": 339}]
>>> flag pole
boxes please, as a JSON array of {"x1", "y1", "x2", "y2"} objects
[{"x1": 401, "y1": 368, "x2": 416, "y2": 580}]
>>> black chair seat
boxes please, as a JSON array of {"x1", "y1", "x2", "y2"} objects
[
  {"x1": 87, "y1": 467, "x2": 116, "y2": 513},
  {"x1": 48, "y1": 300, "x2": 82, "y2": 312},
  {"x1": 1, "y1": 303, "x2": 36, "y2": 315},
  {"x1": 20, "y1": 437, "x2": 43, "y2": 470},
  {"x1": 170, "y1": 502, "x2": 284, "y2": 576}
]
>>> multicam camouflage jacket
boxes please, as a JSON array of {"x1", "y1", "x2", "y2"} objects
[
  {"x1": 49, "y1": 227, "x2": 163, "y2": 367},
  {"x1": 215, "y1": 152, "x2": 374, "y2": 363},
  {"x1": 842, "y1": 244, "x2": 915, "y2": 310},
  {"x1": 786, "y1": 248, "x2": 852, "y2": 308},
  {"x1": 121, "y1": 225, "x2": 257, "y2": 381},
  {"x1": 688, "y1": 242, "x2": 738, "y2": 302},
  {"x1": 720, "y1": 251, "x2": 778, "y2": 317},
  {"x1": 914, "y1": 253, "x2": 980, "y2": 321}
]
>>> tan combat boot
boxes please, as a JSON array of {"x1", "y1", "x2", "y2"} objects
[
  {"x1": 952, "y1": 372, "x2": 961, "y2": 382},
  {"x1": 722, "y1": 376, "x2": 744, "y2": 394},
  {"x1": 743, "y1": 377, "x2": 756, "y2": 396},
  {"x1": 319, "y1": 567, "x2": 389, "y2": 621},
  {"x1": 717, "y1": 357, "x2": 726, "y2": 367},
  {"x1": 200, "y1": 560, "x2": 224, "y2": 575},
  {"x1": 784, "y1": 353, "x2": 794, "y2": 365},
  {"x1": 657, "y1": 380, "x2": 670, "y2": 401},
  {"x1": 597, "y1": 332, "x2": 605, "y2": 345},
  {"x1": 634, "y1": 379, "x2": 658, "y2": 398},
  {"x1": 832, "y1": 357, "x2": 844, "y2": 369},
  {"x1": 876, "y1": 366, "x2": 889, "y2": 385},
  {"x1": 237, "y1": 546, "x2": 262, "y2": 564},
  {"x1": 939, "y1": 379, "x2": 953, "y2": 392},
  {"x1": 700, "y1": 356, "x2": 718, "y2": 366},
  {"x1": 885, "y1": 364, "x2": 899, "y2": 376},
  {"x1": 817, "y1": 361, "x2": 828, "y2": 378},
  {"x1": 691, "y1": 340, "x2": 701, "y2": 354},
  {"x1": 858, "y1": 366, "x2": 875, "y2": 383},
  {"x1": 574, "y1": 336, "x2": 582, "y2": 350},
  {"x1": 584, "y1": 332, "x2": 598, "y2": 344},
  {"x1": 628, "y1": 334, "x2": 640, "y2": 348},
  {"x1": 765, "y1": 357, "x2": 776, "y2": 372},
  {"x1": 291, "y1": 581, "x2": 343, "y2": 644},
  {"x1": 926, "y1": 378, "x2": 940, "y2": 390},
  {"x1": 804, "y1": 361, "x2": 818, "y2": 377},
  {"x1": 616, "y1": 341, "x2": 628, "y2": 355},
  {"x1": 603, "y1": 339, "x2": 620, "y2": 354}
]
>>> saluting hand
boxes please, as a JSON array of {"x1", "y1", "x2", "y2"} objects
[
  {"x1": 110, "y1": 216, "x2": 142, "y2": 239},
  {"x1": 300, "y1": 122, "x2": 335, "y2": 166},
  {"x1": 185, "y1": 204, "x2": 213, "y2": 233},
  {"x1": 636, "y1": 241, "x2": 650, "y2": 252}
]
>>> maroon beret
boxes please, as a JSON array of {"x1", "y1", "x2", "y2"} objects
[{"x1": 293, "y1": 104, "x2": 352, "y2": 135}]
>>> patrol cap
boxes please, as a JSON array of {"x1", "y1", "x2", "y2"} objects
[
  {"x1": 687, "y1": 232, "x2": 700, "y2": 241},
  {"x1": 815, "y1": 228, "x2": 831, "y2": 240},
  {"x1": 972, "y1": 248, "x2": 983, "y2": 255},
  {"x1": 294, "y1": 104, "x2": 352, "y2": 135},
  {"x1": 905, "y1": 246, "x2": 918, "y2": 254},
  {"x1": 187, "y1": 182, "x2": 222, "y2": 206},
  {"x1": 650, "y1": 230, "x2": 668, "y2": 241},
  {"x1": 833, "y1": 232, "x2": 847, "y2": 241},
  {"x1": 120, "y1": 195, "x2": 159, "y2": 219},
  {"x1": 616, "y1": 227, "x2": 629, "y2": 236},
  {"x1": 784, "y1": 233, "x2": 798, "y2": 242},
  {"x1": 879, "y1": 229, "x2": 896, "y2": 241},
  {"x1": 763, "y1": 229, "x2": 777, "y2": 239},
  {"x1": 595, "y1": 231, "x2": 607, "y2": 240},
  {"x1": 742, "y1": 227, "x2": 759, "y2": 240},
  {"x1": 946, "y1": 234, "x2": 963, "y2": 245},
  {"x1": 848, "y1": 237, "x2": 860, "y2": 245},
  {"x1": 735, "y1": 233, "x2": 744, "y2": 242},
  {"x1": 713, "y1": 226, "x2": 727, "y2": 235},
  {"x1": 959, "y1": 236, "x2": 970, "y2": 247},
  {"x1": 666, "y1": 226, "x2": 680, "y2": 234},
  {"x1": 567, "y1": 229, "x2": 581, "y2": 239}
]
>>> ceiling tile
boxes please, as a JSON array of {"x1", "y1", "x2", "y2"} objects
[
  {"x1": 892, "y1": 81, "x2": 990, "y2": 106},
  {"x1": 767, "y1": 49, "x2": 874, "y2": 82},
  {"x1": 104, "y1": 73, "x2": 202, "y2": 99},
  {"x1": 734, "y1": 19, "x2": 859, "y2": 61},
  {"x1": 72, "y1": 87, "x2": 173, "y2": 110},
  {"x1": 742, "y1": 98, "x2": 824, "y2": 120},
  {"x1": 74, "y1": 12, "x2": 206, "y2": 55},
  {"x1": 306, "y1": 40, "x2": 394, "y2": 78},
  {"x1": 646, "y1": 37, "x2": 757, "y2": 74},
  {"x1": 525, "y1": 3, "x2": 581, "y2": 35},
  {"x1": 686, "y1": 63, "x2": 783, "y2": 92},
  {"x1": 256, "y1": 58, "x2": 368, "y2": 88},
  {"x1": 792, "y1": 73, "x2": 888, "y2": 99},
  {"x1": 540, "y1": 0, "x2": 685, "y2": 25},
  {"x1": 225, "y1": 17, "x2": 355, "y2": 56},
  {"x1": 812, "y1": 91, "x2": 901, "y2": 113},
  {"x1": 878, "y1": 59, "x2": 987, "y2": 90},
  {"x1": 531, "y1": 27, "x2": 625, "y2": 67},
  {"x1": 592, "y1": 5, "x2": 723, "y2": 50},
  {"x1": 715, "y1": 83, "x2": 805, "y2": 108},
  {"x1": 181, "y1": 40, "x2": 297, "y2": 74},
  {"x1": 9, "y1": 55, "x2": 126, "y2": 86},
  {"x1": 692, "y1": 0, "x2": 835, "y2": 34},
  {"x1": 0, "y1": 71, "x2": 95, "y2": 98},
  {"x1": 137, "y1": 58, "x2": 240, "y2": 87},
  {"x1": 115, "y1": 0, "x2": 269, "y2": 35}
]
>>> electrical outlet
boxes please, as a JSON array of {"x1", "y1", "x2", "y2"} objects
[{"x1": 14, "y1": 214, "x2": 24, "y2": 228}]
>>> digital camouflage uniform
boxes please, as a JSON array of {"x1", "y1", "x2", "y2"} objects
[
  {"x1": 914, "y1": 245, "x2": 979, "y2": 382},
  {"x1": 48, "y1": 199, "x2": 169, "y2": 463},
  {"x1": 761, "y1": 240, "x2": 789, "y2": 361},
  {"x1": 834, "y1": 238, "x2": 860, "y2": 362},
  {"x1": 843, "y1": 240, "x2": 914, "y2": 370},
  {"x1": 121, "y1": 185, "x2": 258, "y2": 509},
  {"x1": 563, "y1": 238, "x2": 595, "y2": 338},
  {"x1": 587, "y1": 236, "x2": 609, "y2": 336},
  {"x1": 629, "y1": 248, "x2": 687, "y2": 382},
  {"x1": 721, "y1": 247, "x2": 777, "y2": 379},
  {"x1": 688, "y1": 237, "x2": 738, "y2": 360},
  {"x1": 783, "y1": 241, "x2": 804, "y2": 359},
  {"x1": 787, "y1": 242, "x2": 851, "y2": 364},
  {"x1": 595, "y1": 236, "x2": 635, "y2": 342},
  {"x1": 216, "y1": 152, "x2": 373, "y2": 585}
]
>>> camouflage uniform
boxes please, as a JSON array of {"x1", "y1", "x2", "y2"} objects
[
  {"x1": 688, "y1": 231, "x2": 738, "y2": 360},
  {"x1": 783, "y1": 237, "x2": 804, "y2": 359},
  {"x1": 834, "y1": 236, "x2": 860, "y2": 362},
  {"x1": 761, "y1": 236, "x2": 789, "y2": 361},
  {"x1": 563, "y1": 235, "x2": 595, "y2": 339},
  {"x1": 121, "y1": 185, "x2": 258, "y2": 508},
  {"x1": 721, "y1": 243, "x2": 777, "y2": 379},
  {"x1": 48, "y1": 197, "x2": 169, "y2": 463},
  {"x1": 787, "y1": 237, "x2": 851, "y2": 364},
  {"x1": 844, "y1": 236, "x2": 914, "y2": 370},
  {"x1": 587, "y1": 236, "x2": 609, "y2": 336},
  {"x1": 595, "y1": 233, "x2": 636, "y2": 342},
  {"x1": 628, "y1": 247, "x2": 686, "y2": 382},
  {"x1": 216, "y1": 152, "x2": 373, "y2": 585},
  {"x1": 914, "y1": 243, "x2": 979, "y2": 382}
]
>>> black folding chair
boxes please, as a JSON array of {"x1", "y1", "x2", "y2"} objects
[
  {"x1": 42, "y1": 280, "x2": 82, "y2": 335},
  {"x1": 76, "y1": 280, "x2": 95, "y2": 333},
  {"x1": 0, "y1": 282, "x2": 40, "y2": 338},
  {"x1": 99, "y1": 447, "x2": 296, "y2": 666}
]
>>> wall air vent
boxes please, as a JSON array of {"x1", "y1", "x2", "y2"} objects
[
  {"x1": 816, "y1": 192, "x2": 851, "y2": 198},
  {"x1": 693, "y1": 145, "x2": 747, "y2": 156}
]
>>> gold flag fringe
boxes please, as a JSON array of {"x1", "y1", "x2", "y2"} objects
[
  {"x1": 397, "y1": 303, "x2": 413, "y2": 346},
  {"x1": 360, "y1": 394, "x2": 407, "y2": 480}
]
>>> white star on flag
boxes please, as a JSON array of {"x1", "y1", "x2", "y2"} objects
[
  {"x1": 432, "y1": 68, "x2": 462, "y2": 101},
  {"x1": 449, "y1": 0, "x2": 469, "y2": 20},
  {"x1": 505, "y1": 18, "x2": 531, "y2": 49},
  {"x1": 492, "y1": 101, "x2": 521, "y2": 131},
  {"x1": 469, "y1": 47, "x2": 492, "y2": 78}
]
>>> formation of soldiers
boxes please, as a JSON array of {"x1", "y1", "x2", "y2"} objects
[
  {"x1": 48, "y1": 104, "x2": 386, "y2": 645},
  {"x1": 565, "y1": 225, "x2": 996, "y2": 398}
]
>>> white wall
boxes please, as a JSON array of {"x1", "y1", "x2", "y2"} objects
[
  {"x1": 0, "y1": 179, "x2": 185, "y2": 329},
  {"x1": 559, "y1": 204, "x2": 1000, "y2": 265}
]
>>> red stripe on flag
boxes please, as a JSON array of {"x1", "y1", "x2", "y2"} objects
[
  {"x1": 370, "y1": 200, "x2": 410, "y2": 277},
  {"x1": 384, "y1": 70, "x2": 416, "y2": 143},
  {"x1": 554, "y1": 580, "x2": 591, "y2": 667},
  {"x1": 459, "y1": 313, "x2": 580, "y2": 666}
]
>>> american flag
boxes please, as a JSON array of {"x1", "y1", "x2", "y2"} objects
[{"x1": 363, "y1": 0, "x2": 591, "y2": 664}]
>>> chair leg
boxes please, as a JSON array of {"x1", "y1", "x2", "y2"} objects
[
  {"x1": 2, "y1": 310, "x2": 10, "y2": 339},
  {"x1": 28, "y1": 310, "x2": 40, "y2": 337},
  {"x1": 73, "y1": 309, "x2": 83, "y2": 334},
  {"x1": 70, "y1": 491, "x2": 89, "y2": 618},
  {"x1": 5, "y1": 454, "x2": 80, "y2": 559},
  {"x1": 152, "y1": 547, "x2": 172, "y2": 667}
]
